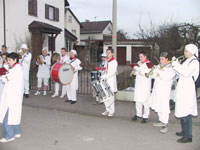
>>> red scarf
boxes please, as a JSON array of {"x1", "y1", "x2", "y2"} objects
[
  {"x1": 108, "y1": 57, "x2": 115, "y2": 62},
  {"x1": 70, "y1": 56, "x2": 77, "y2": 60},
  {"x1": 142, "y1": 59, "x2": 150, "y2": 64}
]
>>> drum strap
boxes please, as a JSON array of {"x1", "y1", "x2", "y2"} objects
[{"x1": 70, "y1": 58, "x2": 77, "y2": 64}]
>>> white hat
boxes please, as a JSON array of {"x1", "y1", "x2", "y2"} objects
[
  {"x1": 70, "y1": 49, "x2": 77, "y2": 56},
  {"x1": 21, "y1": 44, "x2": 28, "y2": 49},
  {"x1": 101, "y1": 53, "x2": 107, "y2": 57},
  {"x1": 185, "y1": 44, "x2": 199, "y2": 57},
  {"x1": 42, "y1": 48, "x2": 47, "y2": 51}
]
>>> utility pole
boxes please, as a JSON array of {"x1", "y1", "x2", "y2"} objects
[
  {"x1": 112, "y1": 0, "x2": 117, "y2": 58},
  {"x1": 3, "y1": 0, "x2": 6, "y2": 45}
]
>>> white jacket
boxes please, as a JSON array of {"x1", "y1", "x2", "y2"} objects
[
  {"x1": 173, "y1": 56, "x2": 199, "y2": 118},
  {"x1": 60, "y1": 54, "x2": 70, "y2": 64},
  {"x1": 0, "y1": 63, "x2": 24, "y2": 125},
  {"x1": 20, "y1": 52, "x2": 32, "y2": 81},
  {"x1": 134, "y1": 60, "x2": 152, "y2": 102},
  {"x1": 36, "y1": 55, "x2": 51, "y2": 78},
  {"x1": 149, "y1": 64, "x2": 176, "y2": 114},
  {"x1": 102, "y1": 57, "x2": 118, "y2": 93},
  {"x1": 68, "y1": 58, "x2": 82, "y2": 90}
]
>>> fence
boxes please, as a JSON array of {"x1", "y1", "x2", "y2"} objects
[{"x1": 30, "y1": 65, "x2": 134, "y2": 94}]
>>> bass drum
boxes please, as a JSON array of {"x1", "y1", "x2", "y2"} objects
[{"x1": 51, "y1": 63, "x2": 74, "y2": 85}]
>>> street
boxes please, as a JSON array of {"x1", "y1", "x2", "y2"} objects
[{"x1": 0, "y1": 93, "x2": 200, "y2": 150}]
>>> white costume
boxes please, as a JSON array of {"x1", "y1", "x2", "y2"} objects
[
  {"x1": 173, "y1": 56, "x2": 199, "y2": 118},
  {"x1": 0, "y1": 63, "x2": 24, "y2": 125},
  {"x1": 36, "y1": 54, "x2": 51, "y2": 94},
  {"x1": 149, "y1": 63, "x2": 176, "y2": 124},
  {"x1": 66, "y1": 56, "x2": 82, "y2": 101},
  {"x1": 20, "y1": 51, "x2": 32, "y2": 94},
  {"x1": 53, "y1": 54, "x2": 70, "y2": 97},
  {"x1": 133, "y1": 60, "x2": 152, "y2": 119},
  {"x1": 101, "y1": 57, "x2": 118, "y2": 115}
]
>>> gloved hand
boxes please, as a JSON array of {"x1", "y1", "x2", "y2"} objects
[
  {"x1": 100, "y1": 75, "x2": 107, "y2": 80},
  {"x1": 172, "y1": 56, "x2": 176, "y2": 61},
  {"x1": 172, "y1": 59, "x2": 180, "y2": 67}
]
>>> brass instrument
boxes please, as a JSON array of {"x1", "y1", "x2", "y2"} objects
[{"x1": 145, "y1": 55, "x2": 185, "y2": 78}]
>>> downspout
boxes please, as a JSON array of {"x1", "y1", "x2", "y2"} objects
[{"x1": 3, "y1": 0, "x2": 6, "y2": 45}]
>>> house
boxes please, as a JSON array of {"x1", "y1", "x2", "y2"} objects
[
  {"x1": 103, "y1": 40, "x2": 160, "y2": 65},
  {"x1": 80, "y1": 20, "x2": 112, "y2": 42},
  {"x1": 0, "y1": 0, "x2": 81, "y2": 59},
  {"x1": 65, "y1": 8, "x2": 82, "y2": 51}
]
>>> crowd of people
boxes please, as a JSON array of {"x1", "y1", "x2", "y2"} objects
[{"x1": 0, "y1": 43, "x2": 199, "y2": 144}]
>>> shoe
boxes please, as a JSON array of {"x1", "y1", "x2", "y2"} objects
[
  {"x1": 131, "y1": 115, "x2": 142, "y2": 121},
  {"x1": 177, "y1": 137, "x2": 192, "y2": 143},
  {"x1": 160, "y1": 126, "x2": 168, "y2": 133},
  {"x1": 108, "y1": 113, "x2": 114, "y2": 118},
  {"x1": 70, "y1": 101, "x2": 77, "y2": 104},
  {"x1": 153, "y1": 122, "x2": 164, "y2": 127},
  {"x1": 24, "y1": 94, "x2": 29, "y2": 98},
  {"x1": 65, "y1": 100, "x2": 72, "y2": 103},
  {"x1": 51, "y1": 93, "x2": 59, "y2": 98},
  {"x1": 15, "y1": 134, "x2": 21, "y2": 138},
  {"x1": 141, "y1": 118, "x2": 148, "y2": 124},
  {"x1": 43, "y1": 91, "x2": 47, "y2": 96},
  {"x1": 102, "y1": 111, "x2": 109, "y2": 116},
  {"x1": 176, "y1": 131, "x2": 184, "y2": 137},
  {"x1": 0, "y1": 138, "x2": 15, "y2": 143},
  {"x1": 34, "y1": 91, "x2": 40, "y2": 96},
  {"x1": 60, "y1": 95, "x2": 65, "y2": 98}
]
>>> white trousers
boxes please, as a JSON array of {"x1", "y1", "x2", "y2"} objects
[
  {"x1": 104, "y1": 96, "x2": 115, "y2": 114},
  {"x1": 37, "y1": 77, "x2": 49, "y2": 88},
  {"x1": 135, "y1": 101, "x2": 150, "y2": 119},
  {"x1": 158, "y1": 112, "x2": 169, "y2": 124},
  {"x1": 54, "y1": 82, "x2": 67, "y2": 96},
  {"x1": 66, "y1": 86, "x2": 77, "y2": 101},
  {"x1": 24, "y1": 79, "x2": 30, "y2": 94}
]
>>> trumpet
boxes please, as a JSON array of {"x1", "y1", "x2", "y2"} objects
[{"x1": 171, "y1": 55, "x2": 185, "y2": 64}]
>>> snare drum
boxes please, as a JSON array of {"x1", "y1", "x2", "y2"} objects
[
  {"x1": 51, "y1": 63, "x2": 74, "y2": 85},
  {"x1": 91, "y1": 71, "x2": 101, "y2": 81}
]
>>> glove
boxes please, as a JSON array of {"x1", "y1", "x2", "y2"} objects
[
  {"x1": 172, "y1": 59, "x2": 180, "y2": 67},
  {"x1": 172, "y1": 56, "x2": 176, "y2": 61},
  {"x1": 100, "y1": 75, "x2": 107, "y2": 80}
]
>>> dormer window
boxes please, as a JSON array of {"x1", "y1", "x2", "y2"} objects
[
  {"x1": 45, "y1": 4, "x2": 59, "y2": 22},
  {"x1": 28, "y1": 0, "x2": 37, "y2": 16}
]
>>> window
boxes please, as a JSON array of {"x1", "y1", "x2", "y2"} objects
[
  {"x1": 28, "y1": 0, "x2": 37, "y2": 16},
  {"x1": 72, "y1": 30, "x2": 76, "y2": 36},
  {"x1": 68, "y1": 16, "x2": 72, "y2": 23},
  {"x1": 45, "y1": 4, "x2": 59, "y2": 21}
]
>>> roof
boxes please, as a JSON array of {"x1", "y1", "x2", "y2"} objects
[
  {"x1": 65, "y1": 8, "x2": 83, "y2": 28},
  {"x1": 65, "y1": 29, "x2": 77, "y2": 41},
  {"x1": 81, "y1": 21, "x2": 112, "y2": 34},
  {"x1": 29, "y1": 21, "x2": 62, "y2": 34},
  {"x1": 65, "y1": 0, "x2": 70, "y2": 7}
]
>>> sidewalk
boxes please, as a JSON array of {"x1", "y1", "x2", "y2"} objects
[{"x1": 24, "y1": 91, "x2": 200, "y2": 126}]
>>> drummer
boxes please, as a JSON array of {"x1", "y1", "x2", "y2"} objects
[
  {"x1": 65, "y1": 50, "x2": 82, "y2": 104},
  {"x1": 51, "y1": 48, "x2": 70, "y2": 98}
]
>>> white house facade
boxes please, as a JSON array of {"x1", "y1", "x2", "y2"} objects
[{"x1": 0, "y1": 0, "x2": 69, "y2": 56}]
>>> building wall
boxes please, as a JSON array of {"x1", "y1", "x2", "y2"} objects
[
  {"x1": 102, "y1": 23, "x2": 112, "y2": 36},
  {"x1": 4, "y1": 0, "x2": 65, "y2": 53},
  {"x1": 80, "y1": 33, "x2": 103, "y2": 40},
  {"x1": 65, "y1": 9, "x2": 81, "y2": 44},
  {"x1": 0, "y1": 0, "x2": 5, "y2": 47}
]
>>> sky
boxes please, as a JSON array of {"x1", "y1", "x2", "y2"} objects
[{"x1": 68, "y1": 0, "x2": 200, "y2": 38}]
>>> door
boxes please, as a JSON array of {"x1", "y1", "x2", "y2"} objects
[{"x1": 117, "y1": 47, "x2": 126, "y2": 65}]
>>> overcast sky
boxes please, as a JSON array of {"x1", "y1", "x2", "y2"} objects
[{"x1": 68, "y1": 0, "x2": 200, "y2": 38}]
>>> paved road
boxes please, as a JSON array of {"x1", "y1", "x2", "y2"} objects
[{"x1": 0, "y1": 93, "x2": 200, "y2": 150}]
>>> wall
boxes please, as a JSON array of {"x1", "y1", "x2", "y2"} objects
[
  {"x1": 4, "y1": 0, "x2": 65, "y2": 53},
  {"x1": 65, "y1": 9, "x2": 81, "y2": 44},
  {"x1": 0, "y1": 0, "x2": 5, "y2": 47},
  {"x1": 80, "y1": 33, "x2": 103, "y2": 41}
]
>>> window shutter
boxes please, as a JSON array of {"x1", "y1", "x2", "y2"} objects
[
  {"x1": 45, "y1": 4, "x2": 49, "y2": 19},
  {"x1": 33, "y1": 0, "x2": 37, "y2": 16},
  {"x1": 55, "y1": 8, "x2": 59, "y2": 22},
  {"x1": 28, "y1": 0, "x2": 33, "y2": 15}
]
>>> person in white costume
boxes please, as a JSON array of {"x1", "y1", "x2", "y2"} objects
[
  {"x1": 148, "y1": 52, "x2": 176, "y2": 133},
  {"x1": 35, "y1": 49, "x2": 51, "y2": 96},
  {"x1": 20, "y1": 44, "x2": 32, "y2": 98},
  {"x1": 0, "y1": 53, "x2": 24, "y2": 143},
  {"x1": 132, "y1": 51, "x2": 153, "y2": 123},
  {"x1": 65, "y1": 50, "x2": 82, "y2": 104},
  {"x1": 172, "y1": 44, "x2": 199, "y2": 143},
  {"x1": 52, "y1": 48, "x2": 70, "y2": 98},
  {"x1": 100, "y1": 48, "x2": 118, "y2": 117}
]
